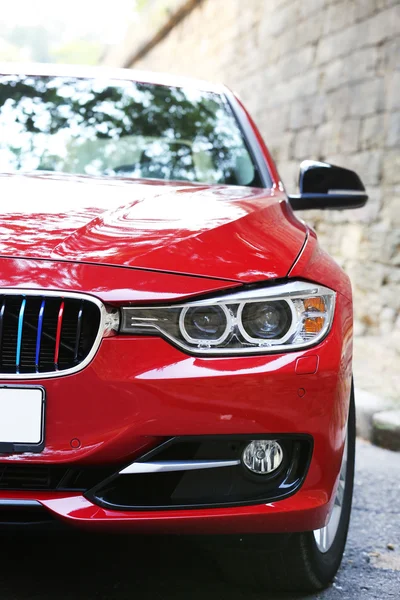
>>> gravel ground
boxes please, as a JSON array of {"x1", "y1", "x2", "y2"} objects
[{"x1": 0, "y1": 439, "x2": 399, "y2": 599}]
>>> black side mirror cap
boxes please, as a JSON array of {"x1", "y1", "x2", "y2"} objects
[{"x1": 288, "y1": 160, "x2": 368, "y2": 210}]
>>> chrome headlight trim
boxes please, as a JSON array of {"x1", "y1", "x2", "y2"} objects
[
  {"x1": 179, "y1": 303, "x2": 232, "y2": 346},
  {"x1": 236, "y1": 299, "x2": 298, "y2": 345},
  {"x1": 120, "y1": 280, "x2": 336, "y2": 356}
]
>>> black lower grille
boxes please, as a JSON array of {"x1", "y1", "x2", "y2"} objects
[
  {"x1": 0, "y1": 464, "x2": 116, "y2": 491},
  {"x1": 0, "y1": 292, "x2": 102, "y2": 375},
  {"x1": 88, "y1": 435, "x2": 313, "y2": 511}
]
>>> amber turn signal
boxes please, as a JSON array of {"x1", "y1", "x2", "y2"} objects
[
  {"x1": 304, "y1": 317, "x2": 324, "y2": 333},
  {"x1": 304, "y1": 297, "x2": 326, "y2": 312}
]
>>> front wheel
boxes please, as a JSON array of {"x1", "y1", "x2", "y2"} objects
[{"x1": 213, "y1": 383, "x2": 356, "y2": 593}]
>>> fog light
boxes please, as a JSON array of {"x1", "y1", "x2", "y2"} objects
[{"x1": 242, "y1": 440, "x2": 283, "y2": 475}]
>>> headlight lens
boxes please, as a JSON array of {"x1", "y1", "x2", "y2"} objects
[
  {"x1": 180, "y1": 305, "x2": 230, "y2": 344},
  {"x1": 240, "y1": 300, "x2": 292, "y2": 341},
  {"x1": 119, "y1": 281, "x2": 335, "y2": 355}
]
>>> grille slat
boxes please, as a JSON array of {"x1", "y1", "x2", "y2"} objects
[
  {"x1": 74, "y1": 302, "x2": 84, "y2": 364},
  {"x1": 0, "y1": 293, "x2": 101, "y2": 376},
  {"x1": 16, "y1": 297, "x2": 26, "y2": 373}
]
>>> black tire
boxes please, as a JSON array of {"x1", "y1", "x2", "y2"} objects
[{"x1": 210, "y1": 382, "x2": 356, "y2": 593}]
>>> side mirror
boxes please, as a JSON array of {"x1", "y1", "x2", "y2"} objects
[{"x1": 288, "y1": 160, "x2": 368, "y2": 210}]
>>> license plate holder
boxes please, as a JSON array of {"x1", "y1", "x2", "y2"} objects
[{"x1": 0, "y1": 386, "x2": 45, "y2": 454}]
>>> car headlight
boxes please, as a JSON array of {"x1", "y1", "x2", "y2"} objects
[{"x1": 119, "y1": 281, "x2": 336, "y2": 355}]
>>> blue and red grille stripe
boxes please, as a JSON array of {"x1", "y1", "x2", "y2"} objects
[
  {"x1": 16, "y1": 297, "x2": 26, "y2": 373},
  {"x1": 54, "y1": 300, "x2": 65, "y2": 369},
  {"x1": 35, "y1": 299, "x2": 46, "y2": 372},
  {"x1": 0, "y1": 294, "x2": 98, "y2": 375}
]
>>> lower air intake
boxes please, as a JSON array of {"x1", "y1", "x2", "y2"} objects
[{"x1": 0, "y1": 291, "x2": 102, "y2": 376}]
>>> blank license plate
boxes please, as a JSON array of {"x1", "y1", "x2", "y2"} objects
[{"x1": 0, "y1": 387, "x2": 44, "y2": 445}]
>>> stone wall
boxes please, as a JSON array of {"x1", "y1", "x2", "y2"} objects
[{"x1": 104, "y1": 0, "x2": 400, "y2": 401}]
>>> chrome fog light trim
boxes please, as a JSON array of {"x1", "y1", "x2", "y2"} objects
[{"x1": 119, "y1": 459, "x2": 240, "y2": 474}]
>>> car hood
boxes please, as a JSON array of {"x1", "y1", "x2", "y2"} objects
[{"x1": 0, "y1": 173, "x2": 306, "y2": 283}]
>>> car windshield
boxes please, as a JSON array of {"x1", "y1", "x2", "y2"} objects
[{"x1": 0, "y1": 75, "x2": 262, "y2": 187}]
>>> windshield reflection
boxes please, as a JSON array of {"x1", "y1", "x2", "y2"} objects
[{"x1": 0, "y1": 75, "x2": 261, "y2": 187}]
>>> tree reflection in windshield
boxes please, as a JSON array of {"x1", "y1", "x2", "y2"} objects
[{"x1": 0, "y1": 75, "x2": 260, "y2": 187}]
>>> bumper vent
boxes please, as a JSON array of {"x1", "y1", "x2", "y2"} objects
[
  {"x1": 0, "y1": 464, "x2": 53, "y2": 489},
  {"x1": 0, "y1": 291, "x2": 103, "y2": 377},
  {"x1": 0, "y1": 463, "x2": 115, "y2": 491}
]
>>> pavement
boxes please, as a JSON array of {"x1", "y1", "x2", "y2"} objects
[{"x1": 0, "y1": 439, "x2": 399, "y2": 599}]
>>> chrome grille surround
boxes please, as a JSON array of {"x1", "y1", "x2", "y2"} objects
[{"x1": 0, "y1": 289, "x2": 107, "y2": 379}]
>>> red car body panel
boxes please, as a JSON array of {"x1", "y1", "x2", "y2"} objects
[
  {"x1": 0, "y1": 66, "x2": 354, "y2": 535},
  {"x1": 0, "y1": 258, "x2": 239, "y2": 304},
  {"x1": 0, "y1": 174, "x2": 306, "y2": 283},
  {"x1": 289, "y1": 228, "x2": 352, "y2": 301}
]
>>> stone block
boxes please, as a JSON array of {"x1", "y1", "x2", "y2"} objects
[
  {"x1": 277, "y1": 160, "x2": 299, "y2": 192},
  {"x1": 323, "y1": 1, "x2": 356, "y2": 35},
  {"x1": 392, "y1": 330, "x2": 400, "y2": 355},
  {"x1": 325, "y1": 86, "x2": 351, "y2": 120},
  {"x1": 354, "y1": 0, "x2": 383, "y2": 21},
  {"x1": 383, "y1": 150, "x2": 400, "y2": 184},
  {"x1": 386, "y1": 111, "x2": 400, "y2": 148},
  {"x1": 383, "y1": 36, "x2": 400, "y2": 70},
  {"x1": 288, "y1": 99, "x2": 310, "y2": 130},
  {"x1": 283, "y1": 69, "x2": 320, "y2": 101},
  {"x1": 340, "y1": 187, "x2": 382, "y2": 224},
  {"x1": 316, "y1": 26, "x2": 357, "y2": 65},
  {"x1": 268, "y1": 132, "x2": 294, "y2": 163},
  {"x1": 358, "y1": 221, "x2": 397, "y2": 263},
  {"x1": 310, "y1": 95, "x2": 327, "y2": 126},
  {"x1": 387, "y1": 70, "x2": 400, "y2": 111},
  {"x1": 339, "y1": 118, "x2": 361, "y2": 153},
  {"x1": 277, "y1": 45, "x2": 316, "y2": 82},
  {"x1": 373, "y1": 411, "x2": 400, "y2": 451},
  {"x1": 263, "y1": 2, "x2": 299, "y2": 38},
  {"x1": 353, "y1": 335, "x2": 400, "y2": 403},
  {"x1": 346, "y1": 151, "x2": 382, "y2": 186},
  {"x1": 294, "y1": 12, "x2": 324, "y2": 47},
  {"x1": 349, "y1": 78, "x2": 385, "y2": 117},
  {"x1": 380, "y1": 190, "x2": 400, "y2": 226},
  {"x1": 380, "y1": 274, "x2": 400, "y2": 312},
  {"x1": 293, "y1": 128, "x2": 319, "y2": 159},
  {"x1": 322, "y1": 59, "x2": 343, "y2": 91},
  {"x1": 315, "y1": 121, "x2": 340, "y2": 157},
  {"x1": 379, "y1": 307, "x2": 398, "y2": 335},
  {"x1": 340, "y1": 224, "x2": 363, "y2": 259},
  {"x1": 355, "y1": 389, "x2": 394, "y2": 441},
  {"x1": 360, "y1": 114, "x2": 385, "y2": 150},
  {"x1": 298, "y1": 0, "x2": 328, "y2": 19},
  {"x1": 390, "y1": 248, "x2": 400, "y2": 267},
  {"x1": 352, "y1": 261, "x2": 386, "y2": 292}
]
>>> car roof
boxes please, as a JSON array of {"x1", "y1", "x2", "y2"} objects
[{"x1": 0, "y1": 63, "x2": 227, "y2": 94}]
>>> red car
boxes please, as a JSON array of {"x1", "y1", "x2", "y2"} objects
[{"x1": 0, "y1": 65, "x2": 367, "y2": 592}]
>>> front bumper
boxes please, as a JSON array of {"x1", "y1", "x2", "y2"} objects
[{"x1": 0, "y1": 488, "x2": 330, "y2": 534}]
